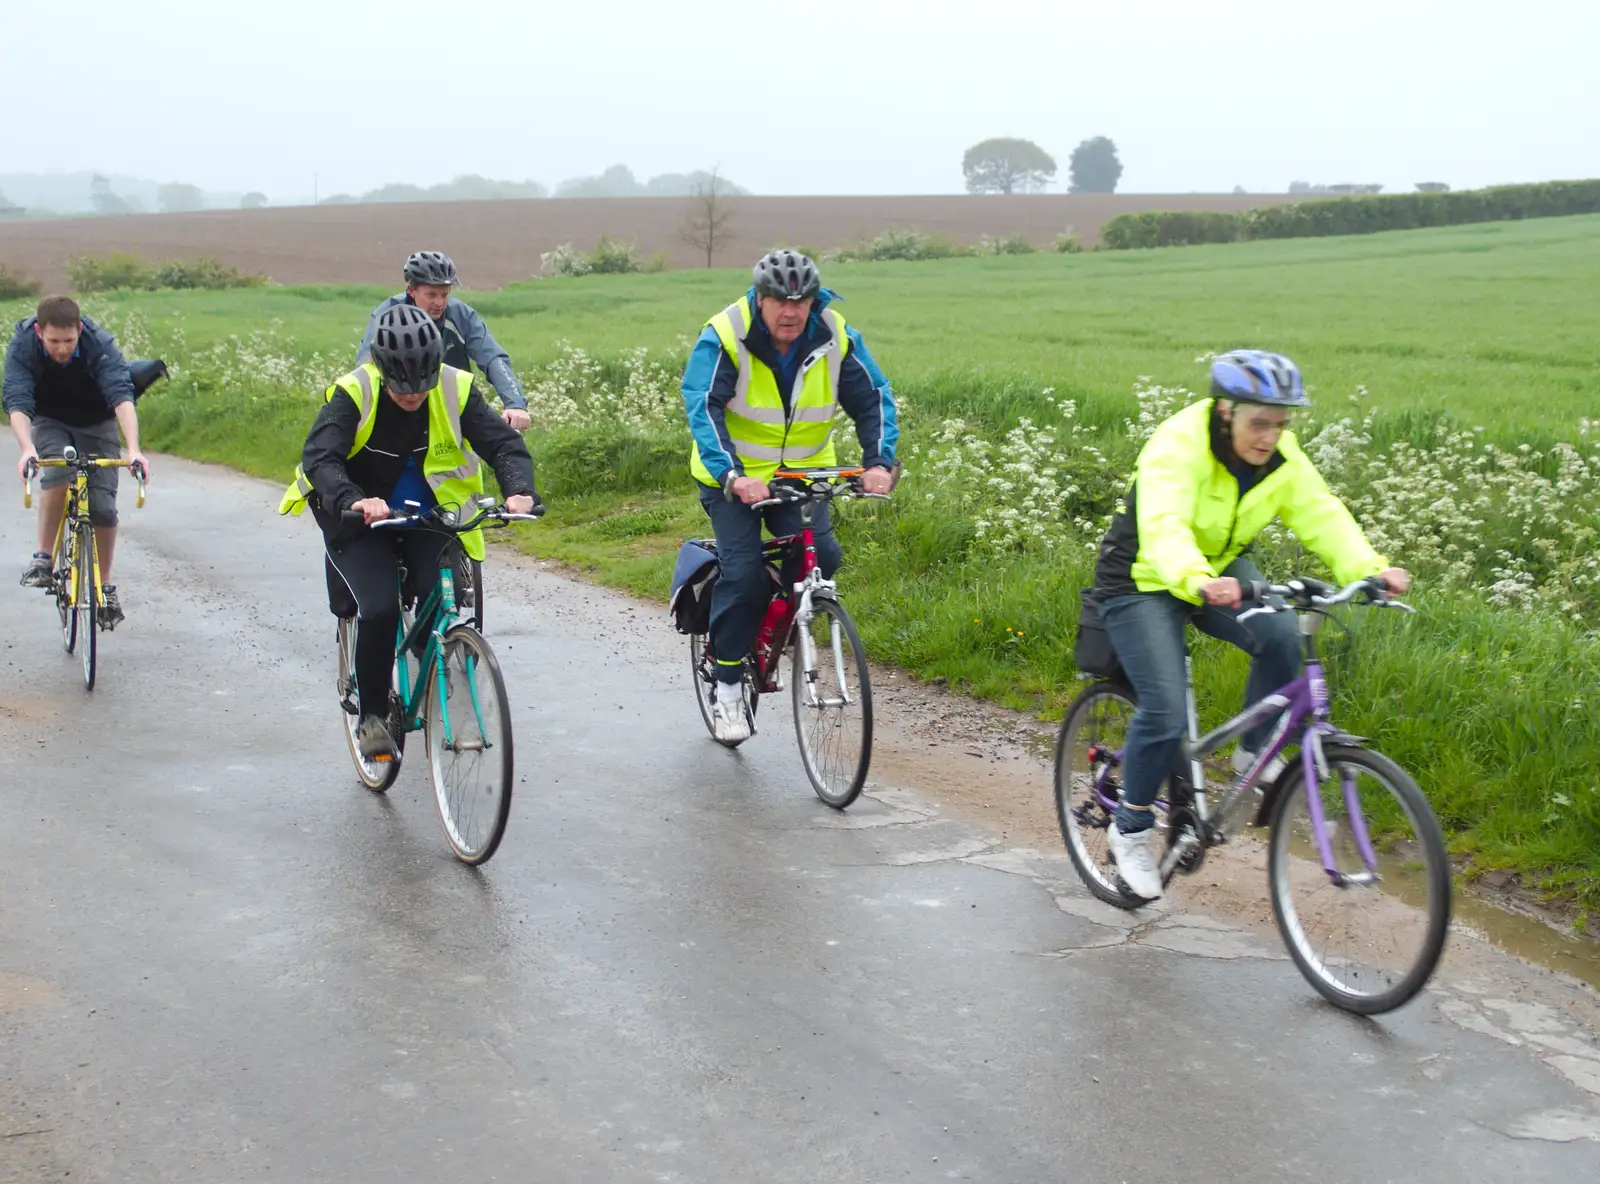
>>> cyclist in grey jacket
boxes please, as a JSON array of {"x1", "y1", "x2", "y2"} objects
[{"x1": 356, "y1": 251, "x2": 531, "y2": 431}]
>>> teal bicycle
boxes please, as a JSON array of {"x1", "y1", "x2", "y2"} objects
[{"x1": 335, "y1": 496, "x2": 542, "y2": 865}]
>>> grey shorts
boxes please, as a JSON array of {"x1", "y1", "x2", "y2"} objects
[{"x1": 32, "y1": 416, "x2": 123, "y2": 527}]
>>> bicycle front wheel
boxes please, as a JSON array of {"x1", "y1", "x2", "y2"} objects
[
  {"x1": 1267, "y1": 743, "x2": 1451, "y2": 1014},
  {"x1": 77, "y1": 524, "x2": 96, "y2": 691},
  {"x1": 791, "y1": 595, "x2": 872, "y2": 809},
  {"x1": 426, "y1": 624, "x2": 514, "y2": 865},
  {"x1": 56, "y1": 526, "x2": 75, "y2": 654}
]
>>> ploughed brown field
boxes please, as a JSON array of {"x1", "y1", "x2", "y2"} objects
[{"x1": 0, "y1": 193, "x2": 1292, "y2": 290}]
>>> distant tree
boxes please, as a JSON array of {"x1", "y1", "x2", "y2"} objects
[
  {"x1": 90, "y1": 173, "x2": 134, "y2": 215},
  {"x1": 1233, "y1": 185, "x2": 1247, "y2": 195},
  {"x1": 1415, "y1": 182, "x2": 1450, "y2": 194},
  {"x1": 157, "y1": 182, "x2": 205, "y2": 213},
  {"x1": 555, "y1": 164, "x2": 643, "y2": 198},
  {"x1": 1068, "y1": 137, "x2": 1123, "y2": 194},
  {"x1": 649, "y1": 170, "x2": 750, "y2": 197},
  {"x1": 240, "y1": 192, "x2": 269, "y2": 209},
  {"x1": 681, "y1": 167, "x2": 737, "y2": 267},
  {"x1": 962, "y1": 138, "x2": 1057, "y2": 195}
]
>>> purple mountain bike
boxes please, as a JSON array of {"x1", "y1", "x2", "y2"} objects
[{"x1": 1054, "y1": 576, "x2": 1451, "y2": 1014}]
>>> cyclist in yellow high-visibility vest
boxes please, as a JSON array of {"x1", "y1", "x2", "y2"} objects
[
  {"x1": 682, "y1": 251, "x2": 898, "y2": 743},
  {"x1": 280, "y1": 304, "x2": 540, "y2": 761}
]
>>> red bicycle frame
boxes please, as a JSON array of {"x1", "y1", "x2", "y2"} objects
[{"x1": 749, "y1": 525, "x2": 818, "y2": 691}]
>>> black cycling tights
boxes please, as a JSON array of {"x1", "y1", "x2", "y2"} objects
[{"x1": 324, "y1": 526, "x2": 451, "y2": 720}]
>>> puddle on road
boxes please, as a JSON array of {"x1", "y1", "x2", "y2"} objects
[{"x1": 1451, "y1": 893, "x2": 1600, "y2": 992}]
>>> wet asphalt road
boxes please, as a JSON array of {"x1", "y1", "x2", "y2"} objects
[{"x1": 2, "y1": 448, "x2": 1598, "y2": 1182}]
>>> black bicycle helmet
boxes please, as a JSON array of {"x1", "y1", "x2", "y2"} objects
[
  {"x1": 370, "y1": 304, "x2": 443, "y2": 394},
  {"x1": 403, "y1": 250, "x2": 459, "y2": 288},
  {"x1": 753, "y1": 250, "x2": 820, "y2": 301}
]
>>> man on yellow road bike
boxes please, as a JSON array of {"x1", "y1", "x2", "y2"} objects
[{"x1": 5, "y1": 295, "x2": 148, "y2": 626}]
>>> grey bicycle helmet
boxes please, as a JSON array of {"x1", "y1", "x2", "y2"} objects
[
  {"x1": 370, "y1": 304, "x2": 443, "y2": 394},
  {"x1": 753, "y1": 250, "x2": 820, "y2": 301},
  {"x1": 403, "y1": 250, "x2": 459, "y2": 288}
]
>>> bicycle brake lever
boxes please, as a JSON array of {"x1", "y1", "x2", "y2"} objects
[{"x1": 1237, "y1": 604, "x2": 1279, "y2": 624}]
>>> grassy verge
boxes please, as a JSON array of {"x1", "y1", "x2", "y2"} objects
[{"x1": 12, "y1": 216, "x2": 1600, "y2": 915}]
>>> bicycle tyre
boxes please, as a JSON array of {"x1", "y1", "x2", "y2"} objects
[
  {"x1": 1054, "y1": 679, "x2": 1158, "y2": 909},
  {"x1": 337, "y1": 616, "x2": 403, "y2": 792},
  {"x1": 426, "y1": 624, "x2": 514, "y2": 865},
  {"x1": 689, "y1": 632, "x2": 757, "y2": 748},
  {"x1": 56, "y1": 522, "x2": 75, "y2": 655},
  {"x1": 790, "y1": 595, "x2": 872, "y2": 809},
  {"x1": 1267, "y1": 743, "x2": 1451, "y2": 1015},
  {"x1": 77, "y1": 524, "x2": 96, "y2": 692},
  {"x1": 470, "y1": 557, "x2": 485, "y2": 633}
]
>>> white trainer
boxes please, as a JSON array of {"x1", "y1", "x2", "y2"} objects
[
  {"x1": 1107, "y1": 825, "x2": 1163, "y2": 900},
  {"x1": 710, "y1": 683, "x2": 752, "y2": 744},
  {"x1": 1233, "y1": 745, "x2": 1287, "y2": 784}
]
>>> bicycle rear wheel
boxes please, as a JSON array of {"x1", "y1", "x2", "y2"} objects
[
  {"x1": 77, "y1": 524, "x2": 96, "y2": 691},
  {"x1": 337, "y1": 616, "x2": 403, "y2": 792},
  {"x1": 791, "y1": 595, "x2": 872, "y2": 809},
  {"x1": 426, "y1": 624, "x2": 514, "y2": 865},
  {"x1": 1267, "y1": 743, "x2": 1451, "y2": 1014},
  {"x1": 1054, "y1": 680, "x2": 1165, "y2": 908}
]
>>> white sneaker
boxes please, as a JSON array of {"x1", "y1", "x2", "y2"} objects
[
  {"x1": 710, "y1": 683, "x2": 751, "y2": 744},
  {"x1": 1108, "y1": 825, "x2": 1163, "y2": 900},
  {"x1": 1233, "y1": 745, "x2": 1287, "y2": 784}
]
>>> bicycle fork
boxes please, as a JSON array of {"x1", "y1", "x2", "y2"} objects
[{"x1": 793, "y1": 579, "x2": 851, "y2": 711}]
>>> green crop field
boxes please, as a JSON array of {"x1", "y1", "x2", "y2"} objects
[{"x1": 8, "y1": 214, "x2": 1600, "y2": 911}]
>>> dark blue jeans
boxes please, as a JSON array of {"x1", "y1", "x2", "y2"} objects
[
  {"x1": 698, "y1": 483, "x2": 842, "y2": 684},
  {"x1": 1098, "y1": 556, "x2": 1300, "y2": 834}
]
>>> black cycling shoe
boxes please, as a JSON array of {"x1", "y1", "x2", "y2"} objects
[
  {"x1": 356, "y1": 715, "x2": 399, "y2": 763},
  {"x1": 99, "y1": 586, "x2": 125, "y2": 629},
  {"x1": 20, "y1": 553, "x2": 51, "y2": 588}
]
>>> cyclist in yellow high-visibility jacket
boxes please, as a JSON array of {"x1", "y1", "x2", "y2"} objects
[
  {"x1": 1089, "y1": 350, "x2": 1410, "y2": 900},
  {"x1": 681, "y1": 251, "x2": 898, "y2": 743}
]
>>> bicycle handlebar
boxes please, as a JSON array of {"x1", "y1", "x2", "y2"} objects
[
  {"x1": 746, "y1": 466, "x2": 899, "y2": 511},
  {"x1": 1237, "y1": 575, "x2": 1415, "y2": 622},
  {"x1": 342, "y1": 498, "x2": 545, "y2": 533},
  {"x1": 21, "y1": 448, "x2": 146, "y2": 510}
]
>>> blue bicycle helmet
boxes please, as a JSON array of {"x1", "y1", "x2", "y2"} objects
[{"x1": 1209, "y1": 350, "x2": 1309, "y2": 408}]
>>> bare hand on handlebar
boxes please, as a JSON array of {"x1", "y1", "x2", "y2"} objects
[
  {"x1": 1201, "y1": 577, "x2": 1243, "y2": 608},
  {"x1": 730, "y1": 476, "x2": 770, "y2": 505},
  {"x1": 504, "y1": 493, "x2": 536, "y2": 516},
  {"x1": 17, "y1": 448, "x2": 38, "y2": 481},
  {"x1": 860, "y1": 466, "x2": 894, "y2": 495},
  {"x1": 1377, "y1": 567, "x2": 1411, "y2": 595},
  {"x1": 350, "y1": 497, "x2": 392, "y2": 525}
]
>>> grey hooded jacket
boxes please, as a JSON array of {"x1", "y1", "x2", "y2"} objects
[{"x1": 356, "y1": 294, "x2": 527, "y2": 410}]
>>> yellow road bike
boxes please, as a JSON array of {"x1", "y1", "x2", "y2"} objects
[{"x1": 23, "y1": 446, "x2": 147, "y2": 690}]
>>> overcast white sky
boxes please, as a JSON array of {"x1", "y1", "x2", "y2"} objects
[{"x1": 2, "y1": 0, "x2": 1595, "y2": 201}]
